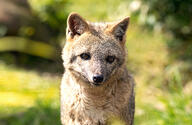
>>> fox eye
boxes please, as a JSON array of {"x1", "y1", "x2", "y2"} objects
[
  {"x1": 80, "y1": 53, "x2": 91, "y2": 60},
  {"x1": 106, "y1": 56, "x2": 115, "y2": 64}
]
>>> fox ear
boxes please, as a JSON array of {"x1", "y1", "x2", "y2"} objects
[
  {"x1": 67, "y1": 13, "x2": 89, "y2": 38},
  {"x1": 111, "y1": 17, "x2": 129, "y2": 42}
]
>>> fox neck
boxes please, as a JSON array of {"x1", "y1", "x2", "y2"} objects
[
  {"x1": 67, "y1": 65, "x2": 124, "y2": 101},
  {"x1": 73, "y1": 77, "x2": 118, "y2": 110}
]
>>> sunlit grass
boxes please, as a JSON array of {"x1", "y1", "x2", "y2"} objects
[
  {"x1": 0, "y1": 63, "x2": 61, "y2": 125},
  {"x1": 0, "y1": 63, "x2": 60, "y2": 109}
]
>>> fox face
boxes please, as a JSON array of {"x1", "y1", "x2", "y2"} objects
[{"x1": 62, "y1": 13, "x2": 129, "y2": 86}]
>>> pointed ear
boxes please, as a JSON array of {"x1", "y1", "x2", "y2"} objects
[
  {"x1": 111, "y1": 17, "x2": 130, "y2": 42},
  {"x1": 67, "y1": 13, "x2": 89, "y2": 38}
]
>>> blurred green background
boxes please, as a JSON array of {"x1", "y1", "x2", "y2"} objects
[{"x1": 0, "y1": 0, "x2": 192, "y2": 125}]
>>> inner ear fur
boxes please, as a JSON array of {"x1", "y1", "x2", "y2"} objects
[
  {"x1": 110, "y1": 17, "x2": 130, "y2": 42},
  {"x1": 67, "y1": 13, "x2": 89, "y2": 38}
]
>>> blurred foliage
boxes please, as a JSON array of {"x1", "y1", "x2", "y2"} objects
[
  {"x1": 0, "y1": 0, "x2": 67, "y2": 71},
  {"x1": 29, "y1": 0, "x2": 69, "y2": 35},
  {"x1": 0, "y1": 37, "x2": 63, "y2": 73},
  {"x1": 130, "y1": 0, "x2": 192, "y2": 84},
  {"x1": 66, "y1": 0, "x2": 128, "y2": 21},
  {"x1": 136, "y1": 0, "x2": 192, "y2": 40},
  {"x1": 0, "y1": 37, "x2": 56, "y2": 59}
]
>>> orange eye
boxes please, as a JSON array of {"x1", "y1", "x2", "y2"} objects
[
  {"x1": 80, "y1": 53, "x2": 91, "y2": 60},
  {"x1": 106, "y1": 56, "x2": 115, "y2": 64}
]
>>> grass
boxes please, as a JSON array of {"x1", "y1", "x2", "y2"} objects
[
  {"x1": 0, "y1": 23, "x2": 192, "y2": 125},
  {"x1": 127, "y1": 24, "x2": 192, "y2": 125},
  {"x1": 0, "y1": 63, "x2": 61, "y2": 125},
  {"x1": 0, "y1": 101, "x2": 60, "y2": 125}
]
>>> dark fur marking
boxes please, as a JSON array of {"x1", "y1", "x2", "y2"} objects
[
  {"x1": 128, "y1": 91, "x2": 135, "y2": 125},
  {"x1": 98, "y1": 121, "x2": 103, "y2": 125},
  {"x1": 70, "y1": 55, "x2": 77, "y2": 63},
  {"x1": 118, "y1": 58, "x2": 125, "y2": 67},
  {"x1": 77, "y1": 116, "x2": 83, "y2": 123},
  {"x1": 69, "y1": 111, "x2": 75, "y2": 121},
  {"x1": 110, "y1": 58, "x2": 123, "y2": 73},
  {"x1": 114, "y1": 21, "x2": 128, "y2": 41},
  {"x1": 91, "y1": 29, "x2": 104, "y2": 40}
]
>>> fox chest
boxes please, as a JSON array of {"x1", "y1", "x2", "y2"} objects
[
  {"x1": 61, "y1": 93, "x2": 119, "y2": 125},
  {"x1": 66, "y1": 105, "x2": 108, "y2": 125}
]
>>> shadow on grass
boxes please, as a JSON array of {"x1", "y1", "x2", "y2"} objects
[
  {"x1": 0, "y1": 102, "x2": 61, "y2": 125},
  {"x1": 0, "y1": 52, "x2": 64, "y2": 75}
]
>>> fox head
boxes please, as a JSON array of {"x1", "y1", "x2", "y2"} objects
[{"x1": 62, "y1": 13, "x2": 129, "y2": 86}]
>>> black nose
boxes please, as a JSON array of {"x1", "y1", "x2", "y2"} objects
[{"x1": 93, "y1": 75, "x2": 104, "y2": 84}]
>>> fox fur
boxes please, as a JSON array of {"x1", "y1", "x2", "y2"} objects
[{"x1": 60, "y1": 13, "x2": 135, "y2": 125}]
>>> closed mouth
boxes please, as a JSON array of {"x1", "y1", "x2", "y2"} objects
[{"x1": 91, "y1": 82, "x2": 102, "y2": 86}]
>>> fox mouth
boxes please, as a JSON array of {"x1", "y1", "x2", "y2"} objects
[{"x1": 90, "y1": 82, "x2": 102, "y2": 86}]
